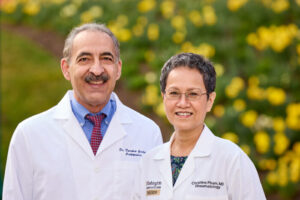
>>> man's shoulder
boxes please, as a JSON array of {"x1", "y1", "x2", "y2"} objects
[{"x1": 17, "y1": 105, "x2": 58, "y2": 129}]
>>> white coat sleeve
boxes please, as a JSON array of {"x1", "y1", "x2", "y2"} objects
[
  {"x1": 227, "y1": 152, "x2": 266, "y2": 200},
  {"x1": 3, "y1": 124, "x2": 33, "y2": 200}
]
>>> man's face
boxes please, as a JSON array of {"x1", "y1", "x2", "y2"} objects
[{"x1": 61, "y1": 30, "x2": 122, "y2": 113}]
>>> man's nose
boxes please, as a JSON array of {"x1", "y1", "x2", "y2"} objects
[{"x1": 89, "y1": 60, "x2": 105, "y2": 75}]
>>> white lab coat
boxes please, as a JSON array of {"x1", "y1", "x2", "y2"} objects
[
  {"x1": 132, "y1": 125, "x2": 266, "y2": 200},
  {"x1": 3, "y1": 91, "x2": 163, "y2": 200}
]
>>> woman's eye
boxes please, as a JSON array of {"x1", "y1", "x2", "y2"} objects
[
  {"x1": 189, "y1": 92, "x2": 198, "y2": 96},
  {"x1": 170, "y1": 91, "x2": 179, "y2": 95}
]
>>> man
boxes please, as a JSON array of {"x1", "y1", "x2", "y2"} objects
[{"x1": 3, "y1": 23, "x2": 162, "y2": 200}]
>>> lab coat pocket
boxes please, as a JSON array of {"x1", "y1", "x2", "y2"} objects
[
  {"x1": 113, "y1": 161, "x2": 137, "y2": 198},
  {"x1": 185, "y1": 195, "x2": 228, "y2": 200}
]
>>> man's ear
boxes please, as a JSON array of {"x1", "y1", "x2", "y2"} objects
[
  {"x1": 61, "y1": 58, "x2": 71, "y2": 81},
  {"x1": 116, "y1": 59, "x2": 122, "y2": 80}
]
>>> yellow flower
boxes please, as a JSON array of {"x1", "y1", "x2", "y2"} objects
[
  {"x1": 241, "y1": 110, "x2": 258, "y2": 127},
  {"x1": 172, "y1": 31, "x2": 185, "y2": 44},
  {"x1": 142, "y1": 84, "x2": 159, "y2": 106},
  {"x1": 132, "y1": 24, "x2": 144, "y2": 37},
  {"x1": 117, "y1": 28, "x2": 132, "y2": 42},
  {"x1": 222, "y1": 132, "x2": 239, "y2": 144},
  {"x1": 266, "y1": 87, "x2": 286, "y2": 105},
  {"x1": 89, "y1": 6, "x2": 103, "y2": 18},
  {"x1": 266, "y1": 171, "x2": 277, "y2": 185},
  {"x1": 293, "y1": 142, "x2": 300, "y2": 155},
  {"x1": 254, "y1": 131, "x2": 270, "y2": 154},
  {"x1": 255, "y1": 114, "x2": 273, "y2": 130},
  {"x1": 248, "y1": 76, "x2": 260, "y2": 87},
  {"x1": 214, "y1": 63, "x2": 224, "y2": 77},
  {"x1": 189, "y1": 10, "x2": 202, "y2": 27},
  {"x1": 171, "y1": 15, "x2": 186, "y2": 30},
  {"x1": 233, "y1": 99, "x2": 246, "y2": 112},
  {"x1": 225, "y1": 77, "x2": 245, "y2": 98},
  {"x1": 137, "y1": 16, "x2": 148, "y2": 26},
  {"x1": 145, "y1": 72, "x2": 157, "y2": 84},
  {"x1": 240, "y1": 144, "x2": 251, "y2": 155},
  {"x1": 23, "y1": 1, "x2": 40, "y2": 15},
  {"x1": 278, "y1": 162, "x2": 288, "y2": 186},
  {"x1": 213, "y1": 104, "x2": 225, "y2": 118},
  {"x1": 138, "y1": 0, "x2": 156, "y2": 13},
  {"x1": 227, "y1": 0, "x2": 248, "y2": 12},
  {"x1": 273, "y1": 117, "x2": 285, "y2": 132},
  {"x1": 290, "y1": 157, "x2": 300, "y2": 183},
  {"x1": 195, "y1": 43, "x2": 215, "y2": 58},
  {"x1": 296, "y1": 0, "x2": 300, "y2": 6},
  {"x1": 144, "y1": 50, "x2": 155, "y2": 63},
  {"x1": 60, "y1": 4, "x2": 77, "y2": 18},
  {"x1": 160, "y1": 0, "x2": 175, "y2": 19},
  {"x1": 181, "y1": 42, "x2": 194, "y2": 52},
  {"x1": 1, "y1": 0, "x2": 18, "y2": 13},
  {"x1": 273, "y1": 132, "x2": 290, "y2": 155},
  {"x1": 147, "y1": 23, "x2": 159, "y2": 40},
  {"x1": 271, "y1": 0, "x2": 289, "y2": 13},
  {"x1": 155, "y1": 102, "x2": 166, "y2": 117},
  {"x1": 259, "y1": 159, "x2": 277, "y2": 170},
  {"x1": 80, "y1": 11, "x2": 93, "y2": 23},
  {"x1": 202, "y1": 5, "x2": 217, "y2": 25},
  {"x1": 247, "y1": 86, "x2": 266, "y2": 100},
  {"x1": 116, "y1": 15, "x2": 128, "y2": 27}
]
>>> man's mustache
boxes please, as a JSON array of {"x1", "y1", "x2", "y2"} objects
[{"x1": 85, "y1": 73, "x2": 109, "y2": 83}]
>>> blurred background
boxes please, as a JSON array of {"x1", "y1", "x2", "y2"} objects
[{"x1": 1, "y1": 0, "x2": 300, "y2": 199}]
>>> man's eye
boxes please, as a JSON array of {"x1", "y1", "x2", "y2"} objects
[
  {"x1": 78, "y1": 57, "x2": 89, "y2": 62},
  {"x1": 103, "y1": 57, "x2": 113, "y2": 61}
]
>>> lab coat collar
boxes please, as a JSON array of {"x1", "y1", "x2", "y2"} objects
[
  {"x1": 153, "y1": 125, "x2": 216, "y2": 191},
  {"x1": 52, "y1": 90, "x2": 133, "y2": 159},
  {"x1": 153, "y1": 125, "x2": 215, "y2": 160},
  {"x1": 53, "y1": 90, "x2": 132, "y2": 124}
]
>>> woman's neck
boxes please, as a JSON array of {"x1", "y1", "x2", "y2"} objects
[{"x1": 171, "y1": 125, "x2": 204, "y2": 157}]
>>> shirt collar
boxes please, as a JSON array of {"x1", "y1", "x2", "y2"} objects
[{"x1": 70, "y1": 92, "x2": 114, "y2": 124}]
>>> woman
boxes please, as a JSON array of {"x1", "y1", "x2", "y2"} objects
[{"x1": 132, "y1": 53, "x2": 266, "y2": 200}]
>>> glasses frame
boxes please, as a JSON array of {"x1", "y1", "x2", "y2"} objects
[{"x1": 164, "y1": 88, "x2": 208, "y2": 101}]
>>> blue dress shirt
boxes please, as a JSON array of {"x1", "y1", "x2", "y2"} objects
[{"x1": 70, "y1": 93, "x2": 116, "y2": 143}]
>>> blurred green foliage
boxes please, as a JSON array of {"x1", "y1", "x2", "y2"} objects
[
  {"x1": 1, "y1": 30, "x2": 70, "y2": 175},
  {"x1": 1, "y1": 0, "x2": 300, "y2": 198}
]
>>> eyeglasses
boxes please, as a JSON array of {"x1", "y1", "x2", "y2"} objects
[{"x1": 164, "y1": 89, "x2": 207, "y2": 101}]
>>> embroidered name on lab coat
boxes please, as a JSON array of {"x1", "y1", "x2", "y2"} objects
[
  {"x1": 119, "y1": 148, "x2": 146, "y2": 157},
  {"x1": 191, "y1": 181, "x2": 224, "y2": 190},
  {"x1": 146, "y1": 181, "x2": 161, "y2": 196}
]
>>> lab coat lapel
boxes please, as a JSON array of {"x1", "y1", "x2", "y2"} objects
[
  {"x1": 53, "y1": 91, "x2": 95, "y2": 159},
  {"x1": 173, "y1": 125, "x2": 215, "y2": 190}
]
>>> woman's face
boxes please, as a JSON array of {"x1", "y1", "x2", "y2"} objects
[{"x1": 162, "y1": 67, "x2": 216, "y2": 133}]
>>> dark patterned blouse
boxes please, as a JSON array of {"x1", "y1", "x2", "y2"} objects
[{"x1": 171, "y1": 155, "x2": 188, "y2": 186}]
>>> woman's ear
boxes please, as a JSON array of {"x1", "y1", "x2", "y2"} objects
[{"x1": 206, "y1": 92, "x2": 216, "y2": 112}]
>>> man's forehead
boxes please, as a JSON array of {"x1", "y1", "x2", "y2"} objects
[{"x1": 71, "y1": 30, "x2": 115, "y2": 56}]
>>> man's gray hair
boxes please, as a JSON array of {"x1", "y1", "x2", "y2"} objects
[{"x1": 63, "y1": 23, "x2": 120, "y2": 62}]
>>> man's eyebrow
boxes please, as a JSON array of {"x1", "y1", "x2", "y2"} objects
[
  {"x1": 100, "y1": 52, "x2": 114, "y2": 59},
  {"x1": 76, "y1": 52, "x2": 92, "y2": 60}
]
